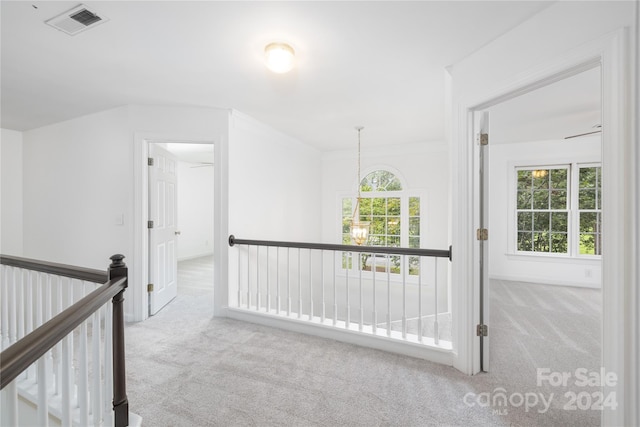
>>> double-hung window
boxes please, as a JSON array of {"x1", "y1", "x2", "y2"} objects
[
  {"x1": 515, "y1": 163, "x2": 601, "y2": 257},
  {"x1": 341, "y1": 170, "x2": 422, "y2": 276}
]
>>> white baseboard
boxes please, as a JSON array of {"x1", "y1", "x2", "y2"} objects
[
  {"x1": 489, "y1": 274, "x2": 601, "y2": 289},
  {"x1": 226, "y1": 307, "x2": 454, "y2": 366}
]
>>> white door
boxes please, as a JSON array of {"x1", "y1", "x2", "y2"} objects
[
  {"x1": 148, "y1": 144, "x2": 178, "y2": 315},
  {"x1": 475, "y1": 111, "x2": 490, "y2": 371}
]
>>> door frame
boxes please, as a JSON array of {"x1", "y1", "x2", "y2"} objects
[
  {"x1": 449, "y1": 28, "x2": 631, "y2": 426},
  {"x1": 133, "y1": 133, "x2": 224, "y2": 322}
]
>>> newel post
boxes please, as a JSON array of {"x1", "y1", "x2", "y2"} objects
[{"x1": 109, "y1": 254, "x2": 129, "y2": 427}]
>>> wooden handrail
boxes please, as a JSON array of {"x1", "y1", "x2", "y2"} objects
[
  {"x1": 0, "y1": 254, "x2": 107, "y2": 283},
  {"x1": 0, "y1": 276, "x2": 126, "y2": 388},
  {"x1": 229, "y1": 235, "x2": 452, "y2": 260}
]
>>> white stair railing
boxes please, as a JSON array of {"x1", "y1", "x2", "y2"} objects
[
  {"x1": 228, "y1": 235, "x2": 452, "y2": 349},
  {"x1": 0, "y1": 255, "x2": 129, "y2": 427}
]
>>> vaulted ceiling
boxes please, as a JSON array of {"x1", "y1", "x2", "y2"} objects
[{"x1": 2, "y1": 1, "x2": 589, "y2": 151}]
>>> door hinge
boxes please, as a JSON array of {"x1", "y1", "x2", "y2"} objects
[
  {"x1": 147, "y1": 283, "x2": 154, "y2": 293},
  {"x1": 479, "y1": 133, "x2": 489, "y2": 146},
  {"x1": 147, "y1": 220, "x2": 154, "y2": 229},
  {"x1": 477, "y1": 228, "x2": 489, "y2": 240},
  {"x1": 477, "y1": 324, "x2": 488, "y2": 337},
  {"x1": 148, "y1": 157, "x2": 154, "y2": 166}
]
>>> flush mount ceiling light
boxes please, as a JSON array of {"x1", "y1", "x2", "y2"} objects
[{"x1": 264, "y1": 42, "x2": 295, "y2": 73}]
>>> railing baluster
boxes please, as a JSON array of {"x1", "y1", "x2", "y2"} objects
[
  {"x1": 44, "y1": 274, "x2": 54, "y2": 387},
  {"x1": 387, "y1": 255, "x2": 391, "y2": 337},
  {"x1": 287, "y1": 248, "x2": 291, "y2": 316},
  {"x1": 237, "y1": 247, "x2": 241, "y2": 308},
  {"x1": 247, "y1": 246, "x2": 251, "y2": 309},
  {"x1": 25, "y1": 271, "x2": 35, "y2": 381},
  {"x1": 321, "y1": 250, "x2": 325, "y2": 323},
  {"x1": 3, "y1": 380, "x2": 18, "y2": 426},
  {"x1": 61, "y1": 332, "x2": 72, "y2": 426},
  {"x1": 37, "y1": 355, "x2": 49, "y2": 427},
  {"x1": 434, "y1": 258, "x2": 439, "y2": 345},
  {"x1": 266, "y1": 247, "x2": 271, "y2": 312},
  {"x1": 372, "y1": 254, "x2": 377, "y2": 335},
  {"x1": 402, "y1": 255, "x2": 407, "y2": 339},
  {"x1": 297, "y1": 249, "x2": 302, "y2": 319},
  {"x1": 1, "y1": 266, "x2": 9, "y2": 350},
  {"x1": 78, "y1": 283, "x2": 90, "y2": 425},
  {"x1": 92, "y1": 306, "x2": 103, "y2": 425},
  {"x1": 276, "y1": 247, "x2": 281, "y2": 314},
  {"x1": 10, "y1": 268, "x2": 17, "y2": 346},
  {"x1": 17, "y1": 269, "x2": 24, "y2": 342},
  {"x1": 332, "y1": 252, "x2": 337, "y2": 326},
  {"x1": 256, "y1": 246, "x2": 260, "y2": 312},
  {"x1": 345, "y1": 252, "x2": 350, "y2": 329},
  {"x1": 358, "y1": 252, "x2": 363, "y2": 332},
  {"x1": 309, "y1": 249, "x2": 313, "y2": 320},
  {"x1": 418, "y1": 259, "x2": 423, "y2": 343},
  {"x1": 55, "y1": 277, "x2": 64, "y2": 397}
]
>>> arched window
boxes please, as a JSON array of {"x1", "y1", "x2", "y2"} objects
[{"x1": 341, "y1": 169, "x2": 422, "y2": 276}]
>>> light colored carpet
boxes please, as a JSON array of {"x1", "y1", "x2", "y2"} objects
[{"x1": 125, "y1": 257, "x2": 601, "y2": 426}]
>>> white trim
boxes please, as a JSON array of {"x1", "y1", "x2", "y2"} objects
[
  {"x1": 226, "y1": 308, "x2": 454, "y2": 366},
  {"x1": 450, "y1": 28, "x2": 631, "y2": 426},
  {"x1": 133, "y1": 132, "x2": 227, "y2": 322},
  {"x1": 489, "y1": 274, "x2": 601, "y2": 289}
]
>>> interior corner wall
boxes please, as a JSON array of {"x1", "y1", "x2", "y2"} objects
[
  {"x1": 488, "y1": 137, "x2": 602, "y2": 288},
  {"x1": 227, "y1": 110, "x2": 322, "y2": 243},
  {"x1": 22, "y1": 106, "x2": 132, "y2": 268},
  {"x1": 177, "y1": 161, "x2": 214, "y2": 261},
  {"x1": 1, "y1": 128, "x2": 24, "y2": 255}
]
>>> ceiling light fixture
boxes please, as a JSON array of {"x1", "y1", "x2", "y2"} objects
[
  {"x1": 264, "y1": 42, "x2": 295, "y2": 73},
  {"x1": 350, "y1": 126, "x2": 370, "y2": 246}
]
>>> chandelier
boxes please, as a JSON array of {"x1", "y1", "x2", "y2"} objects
[{"x1": 350, "y1": 126, "x2": 370, "y2": 245}]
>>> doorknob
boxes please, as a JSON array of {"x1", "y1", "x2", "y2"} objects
[{"x1": 175, "y1": 231, "x2": 181, "y2": 235}]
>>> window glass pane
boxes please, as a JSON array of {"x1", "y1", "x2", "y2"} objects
[
  {"x1": 517, "y1": 190, "x2": 532, "y2": 209},
  {"x1": 579, "y1": 189, "x2": 596, "y2": 209},
  {"x1": 550, "y1": 169, "x2": 567, "y2": 189},
  {"x1": 409, "y1": 217, "x2": 420, "y2": 236},
  {"x1": 532, "y1": 172, "x2": 549, "y2": 189},
  {"x1": 533, "y1": 232, "x2": 549, "y2": 252},
  {"x1": 518, "y1": 170, "x2": 532, "y2": 189},
  {"x1": 533, "y1": 190, "x2": 549, "y2": 209},
  {"x1": 533, "y1": 212, "x2": 550, "y2": 231},
  {"x1": 579, "y1": 167, "x2": 596, "y2": 188},
  {"x1": 517, "y1": 212, "x2": 533, "y2": 231},
  {"x1": 409, "y1": 257, "x2": 420, "y2": 276},
  {"x1": 359, "y1": 198, "x2": 372, "y2": 216},
  {"x1": 372, "y1": 197, "x2": 386, "y2": 215},
  {"x1": 551, "y1": 233, "x2": 568, "y2": 253},
  {"x1": 550, "y1": 190, "x2": 567, "y2": 209},
  {"x1": 518, "y1": 232, "x2": 533, "y2": 251},
  {"x1": 388, "y1": 218, "x2": 401, "y2": 235},
  {"x1": 387, "y1": 198, "x2": 401, "y2": 215},
  {"x1": 342, "y1": 198, "x2": 352, "y2": 216},
  {"x1": 551, "y1": 212, "x2": 568, "y2": 232},
  {"x1": 579, "y1": 234, "x2": 596, "y2": 255},
  {"x1": 371, "y1": 217, "x2": 386, "y2": 235},
  {"x1": 360, "y1": 170, "x2": 403, "y2": 192},
  {"x1": 388, "y1": 236, "x2": 400, "y2": 247},
  {"x1": 390, "y1": 256, "x2": 401, "y2": 274},
  {"x1": 409, "y1": 197, "x2": 420, "y2": 216},
  {"x1": 580, "y1": 212, "x2": 598, "y2": 232},
  {"x1": 409, "y1": 237, "x2": 420, "y2": 249}
]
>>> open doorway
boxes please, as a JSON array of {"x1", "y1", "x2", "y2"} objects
[
  {"x1": 147, "y1": 141, "x2": 215, "y2": 315},
  {"x1": 477, "y1": 67, "x2": 603, "y2": 425}
]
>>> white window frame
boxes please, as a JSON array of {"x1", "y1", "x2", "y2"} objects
[
  {"x1": 337, "y1": 189, "x2": 427, "y2": 281},
  {"x1": 510, "y1": 161, "x2": 602, "y2": 259}
]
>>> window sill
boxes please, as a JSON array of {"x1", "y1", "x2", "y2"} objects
[{"x1": 506, "y1": 253, "x2": 601, "y2": 264}]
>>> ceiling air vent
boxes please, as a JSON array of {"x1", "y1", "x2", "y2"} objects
[{"x1": 45, "y1": 4, "x2": 108, "y2": 36}]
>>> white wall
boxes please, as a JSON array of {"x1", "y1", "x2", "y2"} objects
[
  {"x1": 177, "y1": 161, "x2": 214, "y2": 260},
  {"x1": 22, "y1": 105, "x2": 230, "y2": 320},
  {"x1": 228, "y1": 110, "x2": 322, "y2": 242},
  {"x1": 488, "y1": 137, "x2": 602, "y2": 287},
  {"x1": 1, "y1": 128, "x2": 24, "y2": 255}
]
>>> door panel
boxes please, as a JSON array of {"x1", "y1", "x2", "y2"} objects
[{"x1": 149, "y1": 144, "x2": 178, "y2": 315}]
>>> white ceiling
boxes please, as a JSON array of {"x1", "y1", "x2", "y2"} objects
[{"x1": 1, "y1": 1, "x2": 589, "y2": 152}]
